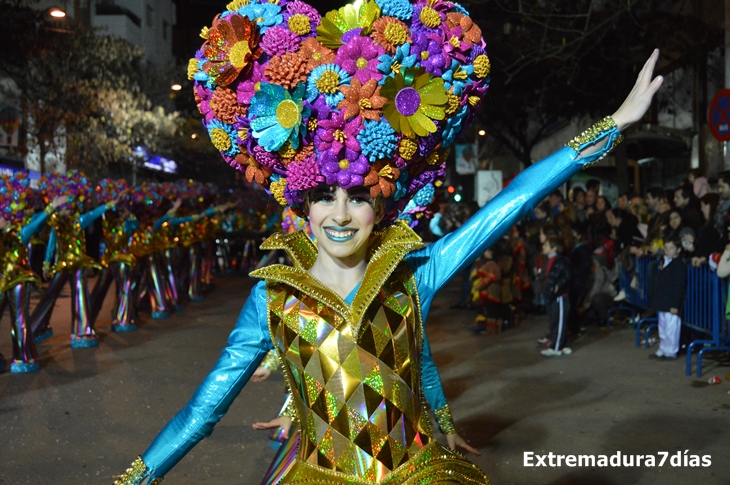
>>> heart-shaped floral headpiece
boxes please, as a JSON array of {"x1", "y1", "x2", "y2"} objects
[{"x1": 189, "y1": 0, "x2": 489, "y2": 224}]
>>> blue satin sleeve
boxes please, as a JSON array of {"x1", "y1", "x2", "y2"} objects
[
  {"x1": 140, "y1": 280, "x2": 273, "y2": 480},
  {"x1": 45, "y1": 228, "x2": 57, "y2": 264},
  {"x1": 153, "y1": 213, "x2": 172, "y2": 231},
  {"x1": 407, "y1": 145, "x2": 586, "y2": 317},
  {"x1": 79, "y1": 204, "x2": 109, "y2": 230},
  {"x1": 169, "y1": 215, "x2": 195, "y2": 226},
  {"x1": 124, "y1": 216, "x2": 140, "y2": 235},
  {"x1": 421, "y1": 330, "x2": 447, "y2": 411},
  {"x1": 20, "y1": 211, "x2": 50, "y2": 245}
]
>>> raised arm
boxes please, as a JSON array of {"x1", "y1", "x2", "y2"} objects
[
  {"x1": 407, "y1": 50, "x2": 663, "y2": 308},
  {"x1": 116, "y1": 281, "x2": 273, "y2": 483}
]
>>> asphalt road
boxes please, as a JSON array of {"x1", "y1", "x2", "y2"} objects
[{"x1": 1, "y1": 274, "x2": 729, "y2": 485}]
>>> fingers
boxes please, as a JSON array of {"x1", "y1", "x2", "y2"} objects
[
  {"x1": 460, "y1": 442, "x2": 481, "y2": 455},
  {"x1": 251, "y1": 420, "x2": 277, "y2": 430}
]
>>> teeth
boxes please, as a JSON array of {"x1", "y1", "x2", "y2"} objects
[{"x1": 325, "y1": 228, "x2": 355, "y2": 237}]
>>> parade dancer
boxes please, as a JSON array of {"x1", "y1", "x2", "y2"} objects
[
  {"x1": 0, "y1": 174, "x2": 68, "y2": 372},
  {"x1": 34, "y1": 172, "x2": 122, "y2": 348},
  {"x1": 113, "y1": 0, "x2": 662, "y2": 480}
]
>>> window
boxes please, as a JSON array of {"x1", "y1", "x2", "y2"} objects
[{"x1": 146, "y1": 4, "x2": 154, "y2": 27}]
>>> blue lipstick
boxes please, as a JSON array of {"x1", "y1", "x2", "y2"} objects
[{"x1": 323, "y1": 227, "x2": 358, "y2": 242}]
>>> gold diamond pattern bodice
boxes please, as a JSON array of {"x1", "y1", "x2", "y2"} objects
[{"x1": 267, "y1": 268, "x2": 430, "y2": 480}]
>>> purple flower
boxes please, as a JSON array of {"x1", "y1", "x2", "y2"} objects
[
  {"x1": 195, "y1": 84, "x2": 215, "y2": 122},
  {"x1": 316, "y1": 111, "x2": 361, "y2": 154},
  {"x1": 288, "y1": 154, "x2": 324, "y2": 191},
  {"x1": 320, "y1": 148, "x2": 370, "y2": 189},
  {"x1": 333, "y1": 36, "x2": 384, "y2": 84},
  {"x1": 260, "y1": 25, "x2": 300, "y2": 56},
  {"x1": 283, "y1": 0, "x2": 320, "y2": 39},
  {"x1": 253, "y1": 145, "x2": 286, "y2": 174},
  {"x1": 236, "y1": 63, "x2": 268, "y2": 105}
]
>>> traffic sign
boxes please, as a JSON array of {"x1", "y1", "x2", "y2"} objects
[{"x1": 709, "y1": 89, "x2": 730, "y2": 142}]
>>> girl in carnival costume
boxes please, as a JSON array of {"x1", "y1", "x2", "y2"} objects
[
  {"x1": 0, "y1": 173, "x2": 68, "y2": 372},
  {"x1": 34, "y1": 171, "x2": 123, "y2": 348},
  {"x1": 95, "y1": 178, "x2": 141, "y2": 332},
  {"x1": 114, "y1": 0, "x2": 663, "y2": 481}
]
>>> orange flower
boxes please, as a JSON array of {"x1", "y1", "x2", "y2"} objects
[
  {"x1": 363, "y1": 160, "x2": 400, "y2": 198},
  {"x1": 265, "y1": 51, "x2": 311, "y2": 90},
  {"x1": 445, "y1": 13, "x2": 482, "y2": 45},
  {"x1": 337, "y1": 78, "x2": 387, "y2": 121},
  {"x1": 211, "y1": 87, "x2": 246, "y2": 124},
  {"x1": 201, "y1": 13, "x2": 262, "y2": 87},
  {"x1": 235, "y1": 153, "x2": 272, "y2": 186},
  {"x1": 298, "y1": 38, "x2": 336, "y2": 70},
  {"x1": 371, "y1": 17, "x2": 412, "y2": 54}
]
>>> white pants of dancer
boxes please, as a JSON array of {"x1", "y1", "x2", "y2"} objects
[{"x1": 658, "y1": 311, "x2": 681, "y2": 358}]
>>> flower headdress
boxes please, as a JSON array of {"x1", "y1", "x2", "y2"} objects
[
  {"x1": 95, "y1": 178, "x2": 130, "y2": 206},
  {"x1": 190, "y1": 0, "x2": 489, "y2": 224},
  {"x1": 38, "y1": 171, "x2": 93, "y2": 211},
  {"x1": 0, "y1": 173, "x2": 39, "y2": 225}
]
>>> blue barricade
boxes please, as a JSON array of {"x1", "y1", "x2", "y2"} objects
[{"x1": 618, "y1": 256, "x2": 730, "y2": 376}]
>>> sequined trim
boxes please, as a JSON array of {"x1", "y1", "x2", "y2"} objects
[
  {"x1": 282, "y1": 441, "x2": 488, "y2": 484},
  {"x1": 113, "y1": 456, "x2": 161, "y2": 485},
  {"x1": 282, "y1": 395, "x2": 299, "y2": 423},
  {"x1": 565, "y1": 116, "x2": 624, "y2": 169},
  {"x1": 433, "y1": 404, "x2": 456, "y2": 435}
]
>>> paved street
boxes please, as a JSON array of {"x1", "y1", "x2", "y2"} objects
[{"x1": 1, "y1": 274, "x2": 729, "y2": 485}]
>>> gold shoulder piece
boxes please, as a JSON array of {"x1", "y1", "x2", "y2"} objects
[{"x1": 260, "y1": 231, "x2": 317, "y2": 269}]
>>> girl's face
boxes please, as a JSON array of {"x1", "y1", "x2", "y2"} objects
[
  {"x1": 307, "y1": 186, "x2": 382, "y2": 263},
  {"x1": 596, "y1": 197, "x2": 606, "y2": 212},
  {"x1": 701, "y1": 201, "x2": 710, "y2": 221},
  {"x1": 669, "y1": 211, "x2": 682, "y2": 229}
]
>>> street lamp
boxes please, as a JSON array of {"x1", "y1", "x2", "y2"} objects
[
  {"x1": 48, "y1": 7, "x2": 66, "y2": 18},
  {"x1": 171, "y1": 84, "x2": 182, "y2": 91},
  {"x1": 478, "y1": 129, "x2": 486, "y2": 136}
]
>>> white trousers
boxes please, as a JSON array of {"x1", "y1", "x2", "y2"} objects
[{"x1": 657, "y1": 311, "x2": 681, "y2": 358}]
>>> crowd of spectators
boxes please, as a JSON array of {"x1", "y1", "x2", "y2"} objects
[{"x1": 433, "y1": 169, "x2": 730, "y2": 357}]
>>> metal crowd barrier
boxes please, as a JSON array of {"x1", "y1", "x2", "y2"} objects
[{"x1": 617, "y1": 256, "x2": 730, "y2": 377}]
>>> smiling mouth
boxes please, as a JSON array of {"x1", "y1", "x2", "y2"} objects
[{"x1": 324, "y1": 227, "x2": 358, "y2": 241}]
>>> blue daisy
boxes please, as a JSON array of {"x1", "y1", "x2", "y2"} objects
[
  {"x1": 207, "y1": 119, "x2": 240, "y2": 157},
  {"x1": 377, "y1": 43, "x2": 418, "y2": 77},
  {"x1": 250, "y1": 83, "x2": 310, "y2": 152},
  {"x1": 306, "y1": 64, "x2": 350, "y2": 107},
  {"x1": 236, "y1": 3, "x2": 283, "y2": 33},
  {"x1": 413, "y1": 183, "x2": 435, "y2": 206},
  {"x1": 357, "y1": 119, "x2": 398, "y2": 162}
]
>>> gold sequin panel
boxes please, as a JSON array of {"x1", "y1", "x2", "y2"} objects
[{"x1": 268, "y1": 279, "x2": 432, "y2": 483}]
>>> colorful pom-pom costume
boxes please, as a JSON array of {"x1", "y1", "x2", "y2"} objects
[{"x1": 114, "y1": 0, "x2": 626, "y2": 482}]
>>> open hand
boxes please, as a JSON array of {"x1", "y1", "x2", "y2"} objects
[
  {"x1": 252, "y1": 416, "x2": 293, "y2": 439},
  {"x1": 611, "y1": 49, "x2": 664, "y2": 132},
  {"x1": 51, "y1": 195, "x2": 71, "y2": 209},
  {"x1": 446, "y1": 433, "x2": 480, "y2": 456},
  {"x1": 250, "y1": 366, "x2": 272, "y2": 382}
]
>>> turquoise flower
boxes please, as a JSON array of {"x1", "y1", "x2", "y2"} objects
[
  {"x1": 393, "y1": 171, "x2": 409, "y2": 201},
  {"x1": 207, "y1": 119, "x2": 240, "y2": 157},
  {"x1": 441, "y1": 104, "x2": 468, "y2": 148},
  {"x1": 442, "y1": 60, "x2": 474, "y2": 95},
  {"x1": 377, "y1": 42, "x2": 418, "y2": 77},
  {"x1": 306, "y1": 64, "x2": 350, "y2": 107},
  {"x1": 374, "y1": 0, "x2": 413, "y2": 20},
  {"x1": 236, "y1": 3, "x2": 282, "y2": 33},
  {"x1": 250, "y1": 83, "x2": 310, "y2": 152},
  {"x1": 357, "y1": 119, "x2": 398, "y2": 162}
]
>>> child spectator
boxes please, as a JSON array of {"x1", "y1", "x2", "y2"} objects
[
  {"x1": 471, "y1": 248, "x2": 502, "y2": 334},
  {"x1": 540, "y1": 236, "x2": 573, "y2": 357},
  {"x1": 647, "y1": 237, "x2": 687, "y2": 360}
]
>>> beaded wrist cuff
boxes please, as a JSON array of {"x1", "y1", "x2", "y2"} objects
[
  {"x1": 44, "y1": 204, "x2": 55, "y2": 215},
  {"x1": 113, "y1": 456, "x2": 162, "y2": 485},
  {"x1": 260, "y1": 350, "x2": 280, "y2": 371},
  {"x1": 434, "y1": 404, "x2": 457, "y2": 435},
  {"x1": 42, "y1": 261, "x2": 51, "y2": 273},
  {"x1": 566, "y1": 116, "x2": 624, "y2": 169}
]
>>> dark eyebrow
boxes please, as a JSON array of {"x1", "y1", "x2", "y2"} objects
[{"x1": 346, "y1": 187, "x2": 371, "y2": 197}]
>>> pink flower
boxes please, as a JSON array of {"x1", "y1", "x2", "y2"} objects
[
  {"x1": 316, "y1": 111, "x2": 362, "y2": 154},
  {"x1": 260, "y1": 25, "x2": 301, "y2": 57},
  {"x1": 236, "y1": 63, "x2": 269, "y2": 105},
  {"x1": 195, "y1": 84, "x2": 215, "y2": 122},
  {"x1": 333, "y1": 36, "x2": 384, "y2": 84}
]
